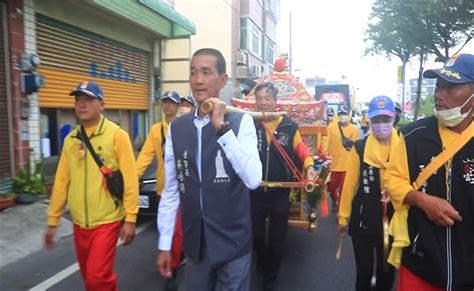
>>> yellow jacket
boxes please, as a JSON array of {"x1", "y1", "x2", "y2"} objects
[
  {"x1": 360, "y1": 115, "x2": 369, "y2": 127},
  {"x1": 48, "y1": 116, "x2": 139, "y2": 228},
  {"x1": 136, "y1": 119, "x2": 169, "y2": 195},
  {"x1": 338, "y1": 129, "x2": 399, "y2": 226},
  {"x1": 326, "y1": 122, "x2": 360, "y2": 171}
]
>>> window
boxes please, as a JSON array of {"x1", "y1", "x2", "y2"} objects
[
  {"x1": 264, "y1": 0, "x2": 279, "y2": 22},
  {"x1": 264, "y1": 36, "x2": 276, "y2": 63},
  {"x1": 240, "y1": 18, "x2": 263, "y2": 59}
]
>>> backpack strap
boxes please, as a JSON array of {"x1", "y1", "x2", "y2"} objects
[
  {"x1": 160, "y1": 123, "x2": 166, "y2": 159},
  {"x1": 354, "y1": 138, "x2": 367, "y2": 161},
  {"x1": 412, "y1": 122, "x2": 473, "y2": 189}
]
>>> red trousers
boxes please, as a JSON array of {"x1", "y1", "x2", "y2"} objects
[
  {"x1": 327, "y1": 171, "x2": 346, "y2": 209},
  {"x1": 73, "y1": 221, "x2": 121, "y2": 291},
  {"x1": 170, "y1": 206, "x2": 183, "y2": 270},
  {"x1": 397, "y1": 266, "x2": 444, "y2": 291}
]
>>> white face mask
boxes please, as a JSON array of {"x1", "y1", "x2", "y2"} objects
[
  {"x1": 177, "y1": 106, "x2": 192, "y2": 116},
  {"x1": 434, "y1": 94, "x2": 473, "y2": 127},
  {"x1": 339, "y1": 115, "x2": 349, "y2": 123}
]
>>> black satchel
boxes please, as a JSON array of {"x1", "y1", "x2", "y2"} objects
[
  {"x1": 80, "y1": 126, "x2": 124, "y2": 207},
  {"x1": 338, "y1": 122, "x2": 354, "y2": 151}
]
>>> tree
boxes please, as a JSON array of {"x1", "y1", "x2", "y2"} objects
[
  {"x1": 365, "y1": 0, "x2": 473, "y2": 120},
  {"x1": 365, "y1": 0, "x2": 421, "y2": 120},
  {"x1": 419, "y1": 94, "x2": 435, "y2": 118},
  {"x1": 416, "y1": 0, "x2": 473, "y2": 62}
]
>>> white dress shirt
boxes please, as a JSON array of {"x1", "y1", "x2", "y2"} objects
[{"x1": 157, "y1": 112, "x2": 262, "y2": 250}]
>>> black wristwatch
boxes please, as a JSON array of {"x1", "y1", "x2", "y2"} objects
[{"x1": 216, "y1": 125, "x2": 231, "y2": 137}]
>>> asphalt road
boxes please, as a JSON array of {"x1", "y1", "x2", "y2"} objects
[{"x1": 0, "y1": 212, "x2": 362, "y2": 291}]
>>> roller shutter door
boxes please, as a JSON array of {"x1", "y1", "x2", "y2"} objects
[
  {"x1": 36, "y1": 15, "x2": 150, "y2": 110},
  {"x1": 0, "y1": 3, "x2": 12, "y2": 179}
]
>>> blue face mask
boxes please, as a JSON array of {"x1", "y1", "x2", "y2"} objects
[{"x1": 371, "y1": 122, "x2": 393, "y2": 139}]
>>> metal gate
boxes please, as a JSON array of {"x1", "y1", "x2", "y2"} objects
[{"x1": 0, "y1": 3, "x2": 12, "y2": 179}]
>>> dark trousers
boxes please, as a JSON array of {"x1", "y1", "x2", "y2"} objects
[
  {"x1": 250, "y1": 190, "x2": 290, "y2": 284},
  {"x1": 351, "y1": 237, "x2": 395, "y2": 291},
  {"x1": 185, "y1": 227, "x2": 251, "y2": 291}
]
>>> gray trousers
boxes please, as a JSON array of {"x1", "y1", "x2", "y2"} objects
[{"x1": 184, "y1": 251, "x2": 251, "y2": 291}]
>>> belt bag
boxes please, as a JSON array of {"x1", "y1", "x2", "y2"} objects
[
  {"x1": 338, "y1": 122, "x2": 354, "y2": 151},
  {"x1": 80, "y1": 126, "x2": 123, "y2": 206}
]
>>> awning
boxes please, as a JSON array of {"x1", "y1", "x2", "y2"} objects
[
  {"x1": 138, "y1": 0, "x2": 196, "y2": 37},
  {"x1": 89, "y1": 0, "x2": 195, "y2": 37}
]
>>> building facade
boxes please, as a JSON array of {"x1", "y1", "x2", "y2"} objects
[
  {"x1": 0, "y1": 0, "x2": 194, "y2": 181},
  {"x1": 408, "y1": 77, "x2": 436, "y2": 102},
  {"x1": 239, "y1": 0, "x2": 279, "y2": 79},
  {"x1": 174, "y1": 0, "x2": 280, "y2": 101}
]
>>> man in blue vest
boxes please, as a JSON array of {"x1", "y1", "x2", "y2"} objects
[{"x1": 156, "y1": 48, "x2": 263, "y2": 290}]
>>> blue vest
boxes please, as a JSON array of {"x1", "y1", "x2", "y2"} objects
[{"x1": 170, "y1": 112, "x2": 251, "y2": 264}]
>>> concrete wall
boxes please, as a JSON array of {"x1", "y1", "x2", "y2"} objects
[
  {"x1": 24, "y1": 0, "x2": 41, "y2": 170},
  {"x1": 174, "y1": 0, "x2": 233, "y2": 77},
  {"x1": 6, "y1": 0, "x2": 29, "y2": 173},
  {"x1": 160, "y1": 38, "x2": 191, "y2": 98},
  {"x1": 264, "y1": 13, "x2": 276, "y2": 39},
  {"x1": 231, "y1": 0, "x2": 241, "y2": 98},
  {"x1": 241, "y1": 0, "x2": 263, "y2": 25}
]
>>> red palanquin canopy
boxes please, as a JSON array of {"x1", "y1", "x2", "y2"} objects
[{"x1": 232, "y1": 70, "x2": 326, "y2": 125}]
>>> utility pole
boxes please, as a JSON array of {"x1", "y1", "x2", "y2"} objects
[{"x1": 401, "y1": 57, "x2": 406, "y2": 121}]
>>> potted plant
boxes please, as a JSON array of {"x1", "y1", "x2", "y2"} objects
[
  {"x1": 0, "y1": 192, "x2": 16, "y2": 211},
  {"x1": 12, "y1": 163, "x2": 46, "y2": 204}
]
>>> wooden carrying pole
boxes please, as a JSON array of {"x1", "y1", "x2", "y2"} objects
[
  {"x1": 260, "y1": 181, "x2": 316, "y2": 193},
  {"x1": 200, "y1": 100, "x2": 287, "y2": 120},
  {"x1": 336, "y1": 233, "x2": 344, "y2": 260}
]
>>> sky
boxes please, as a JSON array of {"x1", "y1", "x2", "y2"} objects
[{"x1": 276, "y1": 0, "x2": 474, "y2": 103}]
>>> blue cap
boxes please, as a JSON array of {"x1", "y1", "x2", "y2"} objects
[
  {"x1": 161, "y1": 91, "x2": 181, "y2": 104},
  {"x1": 423, "y1": 54, "x2": 474, "y2": 84},
  {"x1": 70, "y1": 81, "x2": 104, "y2": 100},
  {"x1": 368, "y1": 95, "x2": 395, "y2": 118},
  {"x1": 181, "y1": 95, "x2": 196, "y2": 107},
  {"x1": 337, "y1": 106, "x2": 349, "y2": 115}
]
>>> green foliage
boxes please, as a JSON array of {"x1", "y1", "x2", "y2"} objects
[
  {"x1": 365, "y1": 0, "x2": 421, "y2": 62},
  {"x1": 307, "y1": 187, "x2": 323, "y2": 209},
  {"x1": 419, "y1": 95, "x2": 435, "y2": 117},
  {"x1": 397, "y1": 119, "x2": 412, "y2": 127},
  {"x1": 365, "y1": 0, "x2": 473, "y2": 62},
  {"x1": 12, "y1": 164, "x2": 46, "y2": 195}
]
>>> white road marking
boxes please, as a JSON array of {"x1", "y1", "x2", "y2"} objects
[{"x1": 30, "y1": 220, "x2": 154, "y2": 291}]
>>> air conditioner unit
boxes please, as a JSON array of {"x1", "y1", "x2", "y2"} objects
[
  {"x1": 235, "y1": 66, "x2": 249, "y2": 79},
  {"x1": 237, "y1": 51, "x2": 248, "y2": 66},
  {"x1": 250, "y1": 65, "x2": 261, "y2": 77}
]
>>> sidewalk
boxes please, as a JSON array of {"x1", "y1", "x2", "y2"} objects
[{"x1": 0, "y1": 197, "x2": 73, "y2": 268}]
